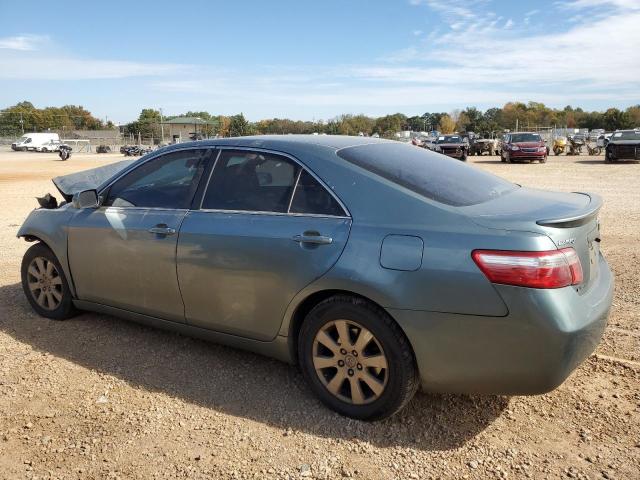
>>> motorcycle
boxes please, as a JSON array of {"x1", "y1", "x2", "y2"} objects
[
  {"x1": 58, "y1": 144, "x2": 72, "y2": 161},
  {"x1": 566, "y1": 135, "x2": 586, "y2": 156},
  {"x1": 122, "y1": 145, "x2": 153, "y2": 156},
  {"x1": 552, "y1": 136, "x2": 567, "y2": 155}
]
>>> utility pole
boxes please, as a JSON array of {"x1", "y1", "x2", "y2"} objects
[
  {"x1": 159, "y1": 108, "x2": 164, "y2": 144},
  {"x1": 19, "y1": 112, "x2": 24, "y2": 134}
]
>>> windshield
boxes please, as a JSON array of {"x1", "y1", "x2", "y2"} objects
[
  {"x1": 436, "y1": 135, "x2": 463, "y2": 144},
  {"x1": 337, "y1": 142, "x2": 517, "y2": 207},
  {"x1": 611, "y1": 130, "x2": 640, "y2": 141},
  {"x1": 510, "y1": 133, "x2": 541, "y2": 143}
]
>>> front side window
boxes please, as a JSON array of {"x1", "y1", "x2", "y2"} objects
[{"x1": 104, "y1": 149, "x2": 208, "y2": 209}]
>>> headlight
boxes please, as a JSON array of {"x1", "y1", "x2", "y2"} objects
[
  {"x1": 538, "y1": 146, "x2": 547, "y2": 152},
  {"x1": 511, "y1": 145, "x2": 520, "y2": 151}
]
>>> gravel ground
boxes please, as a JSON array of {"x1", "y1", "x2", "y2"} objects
[{"x1": 0, "y1": 148, "x2": 638, "y2": 480}]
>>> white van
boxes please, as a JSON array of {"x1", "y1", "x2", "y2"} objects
[{"x1": 11, "y1": 133, "x2": 60, "y2": 152}]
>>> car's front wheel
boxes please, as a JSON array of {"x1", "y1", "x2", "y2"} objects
[
  {"x1": 298, "y1": 295, "x2": 418, "y2": 420},
  {"x1": 21, "y1": 243, "x2": 77, "y2": 320}
]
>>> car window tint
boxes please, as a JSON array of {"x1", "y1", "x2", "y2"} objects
[
  {"x1": 290, "y1": 170, "x2": 346, "y2": 216},
  {"x1": 104, "y1": 149, "x2": 208, "y2": 209},
  {"x1": 337, "y1": 143, "x2": 517, "y2": 207},
  {"x1": 202, "y1": 150, "x2": 300, "y2": 212}
]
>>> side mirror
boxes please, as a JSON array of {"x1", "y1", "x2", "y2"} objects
[{"x1": 72, "y1": 189, "x2": 99, "y2": 209}]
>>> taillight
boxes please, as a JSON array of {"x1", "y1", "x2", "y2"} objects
[{"x1": 472, "y1": 248, "x2": 583, "y2": 289}]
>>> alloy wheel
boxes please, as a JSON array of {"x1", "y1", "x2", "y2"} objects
[
  {"x1": 312, "y1": 319, "x2": 388, "y2": 405},
  {"x1": 26, "y1": 256, "x2": 63, "y2": 311}
]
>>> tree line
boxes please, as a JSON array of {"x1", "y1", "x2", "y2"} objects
[
  {"x1": 101, "y1": 102, "x2": 640, "y2": 139},
  {"x1": 0, "y1": 101, "x2": 113, "y2": 135},
  {"x1": 2, "y1": 100, "x2": 639, "y2": 138}
]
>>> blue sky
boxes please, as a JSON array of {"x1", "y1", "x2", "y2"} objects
[{"x1": 1, "y1": 0, "x2": 639, "y2": 123}]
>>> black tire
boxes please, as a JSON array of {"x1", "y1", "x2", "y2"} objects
[
  {"x1": 21, "y1": 243, "x2": 77, "y2": 320},
  {"x1": 540, "y1": 155, "x2": 547, "y2": 163},
  {"x1": 605, "y1": 150, "x2": 613, "y2": 163},
  {"x1": 298, "y1": 295, "x2": 418, "y2": 421},
  {"x1": 460, "y1": 154, "x2": 467, "y2": 162}
]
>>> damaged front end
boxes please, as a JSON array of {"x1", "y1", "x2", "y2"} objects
[{"x1": 30, "y1": 159, "x2": 136, "y2": 211}]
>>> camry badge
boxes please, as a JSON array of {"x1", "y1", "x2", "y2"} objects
[{"x1": 557, "y1": 238, "x2": 576, "y2": 246}]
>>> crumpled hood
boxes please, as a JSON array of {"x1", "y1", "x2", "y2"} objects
[{"x1": 52, "y1": 159, "x2": 135, "y2": 202}]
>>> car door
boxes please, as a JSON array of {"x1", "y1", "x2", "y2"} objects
[
  {"x1": 67, "y1": 148, "x2": 211, "y2": 322},
  {"x1": 177, "y1": 148, "x2": 352, "y2": 341}
]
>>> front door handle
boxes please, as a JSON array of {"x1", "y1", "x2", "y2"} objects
[
  {"x1": 148, "y1": 224, "x2": 176, "y2": 236},
  {"x1": 292, "y1": 233, "x2": 333, "y2": 245}
]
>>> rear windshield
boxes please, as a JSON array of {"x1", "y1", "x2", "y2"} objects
[{"x1": 337, "y1": 142, "x2": 517, "y2": 207}]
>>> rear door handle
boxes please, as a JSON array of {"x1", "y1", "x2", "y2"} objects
[
  {"x1": 148, "y1": 224, "x2": 176, "y2": 235},
  {"x1": 292, "y1": 234, "x2": 333, "y2": 245}
]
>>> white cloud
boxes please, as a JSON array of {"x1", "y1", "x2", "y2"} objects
[
  {"x1": 0, "y1": 34, "x2": 191, "y2": 80},
  {"x1": 392, "y1": 0, "x2": 640, "y2": 91},
  {"x1": 0, "y1": 56, "x2": 191, "y2": 80},
  {"x1": 558, "y1": 0, "x2": 640, "y2": 9},
  {"x1": 0, "y1": 34, "x2": 48, "y2": 51}
]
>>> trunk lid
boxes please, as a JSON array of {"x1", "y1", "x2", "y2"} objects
[{"x1": 461, "y1": 187, "x2": 602, "y2": 292}]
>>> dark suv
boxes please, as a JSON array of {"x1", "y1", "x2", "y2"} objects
[
  {"x1": 605, "y1": 129, "x2": 640, "y2": 162},
  {"x1": 501, "y1": 132, "x2": 547, "y2": 163}
]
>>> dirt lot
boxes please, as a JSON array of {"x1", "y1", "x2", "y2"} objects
[{"x1": 0, "y1": 147, "x2": 638, "y2": 480}]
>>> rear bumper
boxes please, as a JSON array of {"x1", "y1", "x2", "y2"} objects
[{"x1": 390, "y1": 253, "x2": 613, "y2": 395}]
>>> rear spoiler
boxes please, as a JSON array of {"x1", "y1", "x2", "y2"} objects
[{"x1": 536, "y1": 192, "x2": 603, "y2": 228}]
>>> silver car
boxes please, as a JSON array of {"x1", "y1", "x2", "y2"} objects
[{"x1": 18, "y1": 136, "x2": 613, "y2": 420}]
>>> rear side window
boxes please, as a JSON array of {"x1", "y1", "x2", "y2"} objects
[
  {"x1": 290, "y1": 170, "x2": 346, "y2": 216},
  {"x1": 202, "y1": 150, "x2": 300, "y2": 212},
  {"x1": 337, "y1": 143, "x2": 517, "y2": 207}
]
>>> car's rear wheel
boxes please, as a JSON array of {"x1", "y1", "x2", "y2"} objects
[
  {"x1": 298, "y1": 295, "x2": 418, "y2": 420},
  {"x1": 21, "y1": 243, "x2": 77, "y2": 320}
]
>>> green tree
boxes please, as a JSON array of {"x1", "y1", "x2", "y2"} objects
[
  {"x1": 228, "y1": 113, "x2": 252, "y2": 136},
  {"x1": 373, "y1": 113, "x2": 407, "y2": 137}
]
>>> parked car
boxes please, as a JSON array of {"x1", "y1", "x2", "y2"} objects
[
  {"x1": 604, "y1": 129, "x2": 640, "y2": 162},
  {"x1": 18, "y1": 136, "x2": 613, "y2": 420},
  {"x1": 471, "y1": 136, "x2": 499, "y2": 156},
  {"x1": 500, "y1": 132, "x2": 548, "y2": 163},
  {"x1": 12, "y1": 133, "x2": 60, "y2": 152},
  {"x1": 37, "y1": 139, "x2": 62, "y2": 153},
  {"x1": 433, "y1": 135, "x2": 468, "y2": 161},
  {"x1": 597, "y1": 133, "x2": 612, "y2": 148}
]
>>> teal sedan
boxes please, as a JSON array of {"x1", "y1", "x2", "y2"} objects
[{"x1": 18, "y1": 135, "x2": 613, "y2": 420}]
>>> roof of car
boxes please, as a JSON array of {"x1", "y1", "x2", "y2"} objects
[{"x1": 159, "y1": 135, "x2": 395, "y2": 153}]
